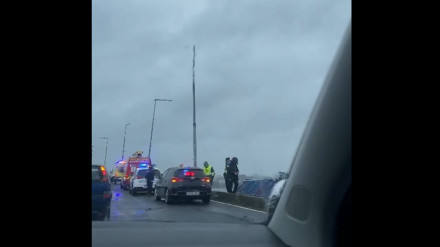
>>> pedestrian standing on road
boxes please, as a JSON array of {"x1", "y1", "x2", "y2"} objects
[
  {"x1": 203, "y1": 161, "x2": 215, "y2": 185},
  {"x1": 224, "y1": 157, "x2": 232, "y2": 192},
  {"x1": 227, "y1": 157, "x2": 239, "y2": 193},
  {"x1": 145, "y1": 165, "x2": 155, "y2": 195}
]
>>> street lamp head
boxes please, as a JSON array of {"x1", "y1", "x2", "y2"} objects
[{"x1": 148, "y1": 98, "x2": 173, "y2": 158}]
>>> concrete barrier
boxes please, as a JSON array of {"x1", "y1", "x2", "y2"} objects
[{"x1": 211, "y1": 191, "x2": 267, "y2": 212}]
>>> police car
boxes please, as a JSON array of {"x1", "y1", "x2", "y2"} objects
[{"x1": 128, "y1": 164, "x2": 161, "y2": 195}]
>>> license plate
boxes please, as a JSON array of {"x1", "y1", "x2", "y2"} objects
[{"x1": 186, "y1": 192, "x2": 199, "y2": 196}]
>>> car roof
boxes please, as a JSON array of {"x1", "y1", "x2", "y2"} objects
[
  {"x1": 169, "y1": 167, "x2": 203, "y2": 171},
  {"x1": 136, "y1": 167, "x2": 160, "y2": 172}
]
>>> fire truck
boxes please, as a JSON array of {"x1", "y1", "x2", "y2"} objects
[{"x1": 120, "y1": 151, "x2": 152, "y2": 190}]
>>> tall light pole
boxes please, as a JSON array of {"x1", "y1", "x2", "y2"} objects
[
  {"x1": 148, "y1": 99, "x2": 173, "y2": 159},
  {"x1": 192, "y1": 44, "x2": 198, "y2": 167},
  {"x1": 121, "y1": 123, "x2": 130, "y2": 161},
  {"x1": 100, "y1": 137, "x2": 109, "y2": 169}
]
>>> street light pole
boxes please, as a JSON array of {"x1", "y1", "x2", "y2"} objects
[
  {"x1": 148, "y1": 99, "x2": 172, "y2": 159},
  {"x1": 122, "y1": 123, "x2": 130, "y2": 161},
  {"x1": 192, "y1": 44, "x2": 198, "y2": 167},
  {"x1": 100, "y1": 137, "x2": 109, "y2": 169}
]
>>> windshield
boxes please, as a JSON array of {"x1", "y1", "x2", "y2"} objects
[{"x1": 92, "y1": 0, "x2": 350, "y2": 227}]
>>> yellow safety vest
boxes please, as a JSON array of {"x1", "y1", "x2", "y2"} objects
[{"x1": 204, "y1": 165, "x2": 213, "y2": 176}]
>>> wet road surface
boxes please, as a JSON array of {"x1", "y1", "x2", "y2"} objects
[{"x1": 97, "y1": 182, "x2": 267, "y2": 224}]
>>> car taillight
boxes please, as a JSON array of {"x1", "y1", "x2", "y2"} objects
[
  {"x1": 201, "y1": 177, "x2": 210, "y2": 183},
  {"x1": 100, "y1": 166, "x2": 107, "y2": 176},
  {"x1": 103, "y1": 191, "x2": 112, "y2": 199},
  {"x1": 184, "y1": 171, "x2": 195, "y2": 176},
  {"x1": 171, "y1": 177, "x2": 184, "y2": 183}
]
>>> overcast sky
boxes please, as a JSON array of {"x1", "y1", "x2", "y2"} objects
[{"x1": 92, "y1": 0, "x2": 351, "y2": 177}]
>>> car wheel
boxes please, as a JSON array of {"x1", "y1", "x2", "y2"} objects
[
  {"x1": 202, "y1": 196, "x2": 211, "y2": 204},
  {"x1": 104, "y1": 207, "x2": 111, "y2": 221},
  {"x1": 131, "y1": 183, "x2": 137, "y2": 195},
  {"x1": 98, "y1": 214, "x2": 105, "y2": 221},
  {"x1": 99, "y1": 207, "x2": 110, "y2": 221},
  {"x1": 154, "y1": 189, "x2": 161, "y2": 201},
  {"x1": 165, "y1": 189, "x2": 172, "y2": 204}
]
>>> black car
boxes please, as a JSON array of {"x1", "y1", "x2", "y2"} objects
[
  {"x1": 92, "y1": 164, "x2": 112, "y2": 220},
  {"x1": 154, "y1": 167, "x2": 212, "y2": 204}
]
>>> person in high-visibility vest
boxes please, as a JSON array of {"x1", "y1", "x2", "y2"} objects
[{"x1": 203, "y1": 161, "x2": 215, "y2": 185}]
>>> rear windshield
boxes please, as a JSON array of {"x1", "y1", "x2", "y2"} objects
[
  {"x1": 137, "y1": 169, "x2": 148, "y2": 177},
  {"x1": 92, "y1": 167, "x2": 102, "y2": 181},
  {"x1": 137, "y1": 169, "x2": 161, "y2": 178},
  {"x1": 174, "y1": 169, "x2": 206, "y2": 178}
]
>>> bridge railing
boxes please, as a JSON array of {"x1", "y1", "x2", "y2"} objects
[{"x1": 236, "y1": 179, "x2": 277, "y2": 201}]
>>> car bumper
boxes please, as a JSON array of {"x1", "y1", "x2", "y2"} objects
[
  {"x1": 169, "y1": 188, "x2": 212, "y2": 199},
  {"x1": 92, "y1": 196, "x2": 111, "y2": 212}
]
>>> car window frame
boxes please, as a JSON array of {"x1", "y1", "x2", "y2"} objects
[
  {"x1": 161, "y1": 169, "x2": 170, "y2": 179},
  {"x1": 174, "y1": 168, "x2": 205, "y2": 178},
  {"x1": 92, "y1": 166, "x2": 102, "y2": 181}
]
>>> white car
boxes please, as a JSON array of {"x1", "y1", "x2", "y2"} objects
[{"x1": 129, "y1": 167, "x2": 161, "y2": 195}]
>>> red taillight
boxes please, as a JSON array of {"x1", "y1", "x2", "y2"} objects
[
  {"x1": 100, "y1": 166, "x2": 107, "y2": 176},
  {"x1": 184, "y1": 171, "x2": 195, "y2": 176},
  {"x1": 103, "y1": 191, "x2": 112, "y2": 199},
  {"x1": 201, "y1": 177, "x2": 210, "y2": 183},
  {"x1": 171, "y1": 177, "x2": 184, "y2": 183}
]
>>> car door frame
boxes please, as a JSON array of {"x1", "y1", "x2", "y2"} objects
[
  {"x1": 267, "y1": 21, "x2": 351, "y2": 247},
  {"x1": 156, "y1": 168, "x2": 170, "y2": 197}
]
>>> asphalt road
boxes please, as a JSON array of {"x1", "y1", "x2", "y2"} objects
[{"x1": 98, "y1": 182, "x2": 267, "y2": 224}]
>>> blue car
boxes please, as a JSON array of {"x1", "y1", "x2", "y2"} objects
[{"x1": 92, "y1": 164, "x2": 112, "y2": 220}]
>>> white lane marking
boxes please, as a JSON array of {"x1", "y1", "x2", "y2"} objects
[{"x1": 211, "y1": 200, "x2": 267, "y2": 214}]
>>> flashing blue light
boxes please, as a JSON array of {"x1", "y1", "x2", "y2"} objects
[{"x1": 139, "y1": 163, "x2": 147, "y2": 167}]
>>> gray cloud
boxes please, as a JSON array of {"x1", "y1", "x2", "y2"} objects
[{"x1": 92, "y1": 0, "x2": 351, "y2": 176}]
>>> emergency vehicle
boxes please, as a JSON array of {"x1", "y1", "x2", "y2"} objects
[{"x1": 120, "y1": 151, "x2": 152, "y2": 190}]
